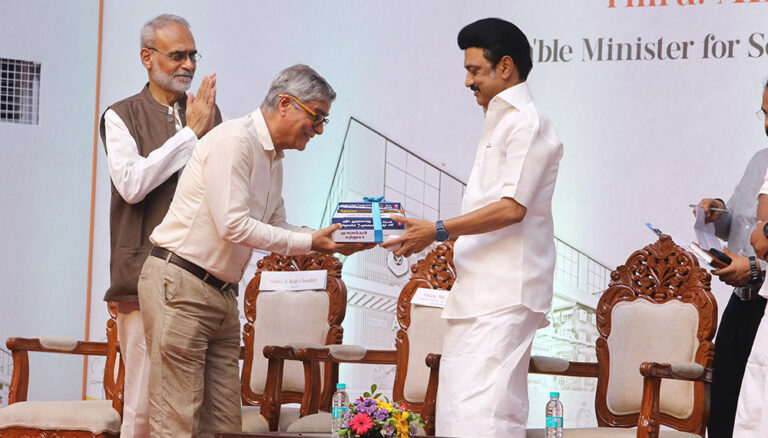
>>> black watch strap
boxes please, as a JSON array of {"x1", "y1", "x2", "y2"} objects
[
  {"x1": 435, "y1": 220, "x2": 450, "y2": 242},
  {"x1": 749, "y1": 256, "x2": 763, "y2": 286}
]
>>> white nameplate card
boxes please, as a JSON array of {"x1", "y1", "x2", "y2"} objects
[
  {"x1": 259, "y1": 270, "x2": 327, "y2": 291},
  {"x1": 411, "y1": 288, "x2": 449, "y2": 308}
]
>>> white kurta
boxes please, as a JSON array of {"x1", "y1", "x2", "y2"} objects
[
  {"x1": 733, "y1": 170, "x2": 768, "y2": 437},
  {"x1": 436, "y1": 82, "x2": 563, "y2": 438}
]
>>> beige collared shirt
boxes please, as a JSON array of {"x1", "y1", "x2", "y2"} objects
[
  {"x1": 150, "y1": 108, "x2": 313, "y2": 283},
  {"x1": 443, "y1": 82, "x2": 564, "y2": 318}
]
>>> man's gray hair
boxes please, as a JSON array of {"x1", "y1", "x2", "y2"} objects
[
  {"x1": 261, "y1": 65, "x2": 337, "y2": 112},
  {"x1": 140, "y1": 14, "x2": 190, "y2": 48}
]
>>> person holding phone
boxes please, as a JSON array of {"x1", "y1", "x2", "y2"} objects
[{"x1": 703, "y1": 78, "x2": 768, "y2": 437}]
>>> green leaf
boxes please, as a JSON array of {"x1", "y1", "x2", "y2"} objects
[
  {"x1": 371, "y1": 384, "x2": 378, "y2": 393},
  {"x1": 373, "y1": 392, "x2": 382, "y2": 399},
  {"x1": 363, "y1": 391, "x2": 371, "y2": 398}
]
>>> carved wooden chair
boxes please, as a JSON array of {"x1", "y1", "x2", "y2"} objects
[
  {"x1": 523, "y1": 235, "x2": 716, "y2": 438},
  {"x1": 240, "y1": 251, "x2": 347, "y2": 433},
  {"x1": 287, "y1": 243, "x2": 456, "y2": 435},
  {"x1": 0, "y1": 302, "x2": 124, "y2": 437}
]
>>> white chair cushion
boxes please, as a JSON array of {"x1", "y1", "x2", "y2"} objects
[
  {"x1": 285, "y1": 411, "x2": 332, "y2": 433},
  {"x1": 241, "y1": 405, "x2": 300, "y2": 432},
  {"x1": 0, "y1": 400, "x2": 120, "y2": 433},
  {"x1": 328, "y1": 344, "x2": 367, "y2": 360},
  {"x1": 403, "y1": 304, "x2": 449, "y2": 403},
  {"x1": 527, "y1": 427, "x2": 699, "y2": 437},
  {"x1": 606, "y1": 299, "x2": 699, "y2": 419},
  {"x1": 38, "y1": 336, "x2": 79, "y2": 351},
  {"x1": 250, "y1": 289, "x2": 330, "y2": 394},
  {"x1": 531, "y1": 355, "x2": 570, "y2": 373}
]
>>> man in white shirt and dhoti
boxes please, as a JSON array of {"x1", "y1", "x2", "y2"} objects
[{"x1": 382, "y1": 17, "x2": 563, "y2": 438}]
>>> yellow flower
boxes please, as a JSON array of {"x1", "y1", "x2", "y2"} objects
[
  {"x1": 394, "y1": 411, "x2": 410, "y2": 438},
  {"x1": 377, "y1": 399, "x2": 394, "y2": 412}
]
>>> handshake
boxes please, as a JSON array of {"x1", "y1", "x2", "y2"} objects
[{"x1": 310, "y1": 200, "x2": 441, "y2": 258}]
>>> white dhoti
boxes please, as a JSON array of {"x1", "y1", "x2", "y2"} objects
[
  {"x1": 733, "y1": 306, "x2": 768, "y2": 437},
  {"x1": 116, "y1": 305, "x2": 151, "y2": 438},
  {"x1": 435, "y1": 306, "x2": 544, "y2": 438}
]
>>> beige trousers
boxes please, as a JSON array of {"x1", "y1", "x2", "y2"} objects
[
  {"x1": 138, "y1": 254, "x2": 242, "y2": 438},
  {"x1": 116, "y1": 303, "x2": 151, "y2": 438},
  {"x1": 435, "y1": 306, "x2": 544, "y2": 438}
]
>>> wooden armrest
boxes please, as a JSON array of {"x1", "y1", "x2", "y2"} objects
[
  {"x1": 295, "y1": 346, "x2": 397, "y2": 364},
  {"x1": 637, "y1": 361, "x2": 713, "y2": 438},
  {"x1": 639, "y1": 361, "x2": 713, "y2": 383},
  {"x1": 528, "y1": 355, "x2": 599, "y2": 378},
  {"x1": 6, "y1": 337, "x2": 109, "y2": 405},
  {"x1": 423, "y1": 353, "x2": 442, "y2": 436},
  {"x1": 292, "y1": 346, "x2": 397, "y2": 418},
  {"x1": 425, "y1": 353, "x2": 441, "y2": 368},
  {"x1": 7, "y1": 337, "x2": 108, "y2": 356},
  {"x1": 262, "y1": 345, "x2": 299, "y2": 360}
]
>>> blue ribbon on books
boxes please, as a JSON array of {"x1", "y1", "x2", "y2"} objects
[{"x1": 363, "y1": 196, "x2": 385, "y2": 243}]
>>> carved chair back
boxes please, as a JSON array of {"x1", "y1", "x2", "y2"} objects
[
  {"x1": 241, "y1": 252, "x2": 346, "y2": 412},
  {"x1": 392, "y1": 243, "x2": 455, "y2": 412},
  {"x1": 594, "y1": 235, "x2": 716, "y2": 436}
]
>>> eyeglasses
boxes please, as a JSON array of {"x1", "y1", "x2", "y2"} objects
[
  {"x1": 279, "y1": 94, "x2": 329, "y2": 126},
  {"x1": 147, "y1": 47, "x2": 201, "y2": 63},
  {"x1": 757, "y1": 109, "x2": 768, "y2": 122}
]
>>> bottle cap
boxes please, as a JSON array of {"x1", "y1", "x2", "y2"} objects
[
  {"x1": 337, "y1": 383, "x2": 346, "y2": 389},
  {"x1": 550, "y1": 391, "x2": 560, "y2": 398}
]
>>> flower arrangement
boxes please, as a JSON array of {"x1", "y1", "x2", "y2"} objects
[{"x1": 337, "y1": 384, "x2": 424, "y2": 438}]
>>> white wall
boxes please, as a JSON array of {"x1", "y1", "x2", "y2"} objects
[{"x1": 0, "y1": 0, "x2": 99, "y2": 400}]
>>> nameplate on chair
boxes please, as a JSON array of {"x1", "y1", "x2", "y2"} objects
[
  {"x1": 411, "y1": 288, "x2": 449, "y2": 308},
  {"x1": 259, "y1": 270, "x2": 327, "y2": 291}
]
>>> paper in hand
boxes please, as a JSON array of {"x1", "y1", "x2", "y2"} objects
[{"x1": 694, "y1": 205, "x2": 723, "y2": 252}]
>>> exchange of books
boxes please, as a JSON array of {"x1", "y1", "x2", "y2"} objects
[{"x1": 5, "y1": 6, "x2": 768, "y2": 438}]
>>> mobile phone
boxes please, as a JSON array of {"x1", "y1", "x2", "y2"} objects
[{"x1": 708, "y1": 248, "x2": 732, "y2": 266}]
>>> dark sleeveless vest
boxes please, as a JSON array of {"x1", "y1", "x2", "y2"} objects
[{"x1": 101, "y1": 83, "x2": 222, "y2": 302}]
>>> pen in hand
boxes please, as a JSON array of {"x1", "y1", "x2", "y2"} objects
[{"x1": 689, "y1": 204, "x2": 728, "y2": 213}]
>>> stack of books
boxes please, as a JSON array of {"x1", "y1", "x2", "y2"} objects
[{"x1": 332, "y1": 201, "x2": 405, "y2": 243}]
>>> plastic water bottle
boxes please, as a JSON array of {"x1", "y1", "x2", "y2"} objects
[
  {"x1": 331, "y1": 383, "x2": 349, "y2": 437},
  {"x1": 545, "y1": 391, "x2": 563, "y2": 438}
]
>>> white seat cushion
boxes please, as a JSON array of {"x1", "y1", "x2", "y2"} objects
[
  {"x1": 285, "y1": 411, "x2": 331, "y2": 433},
  {"x1": 607, "y1": 299, "x2": 700, "y2": 419},
  {"x1": 250, "y1": 290, "x2": 330, "y2": 394},
  {"x1": 0, "y1": 400, "x2": 121, "y2": 434},
  {"x1": 241, "y1": 405, "x2": 300, "y2": 432},
  {"x1": 404, "y1": 304, "x2": 449, "y2": 403},
  {"x1": 527, "y1": 427, "x2": 699, "y2": 437}
]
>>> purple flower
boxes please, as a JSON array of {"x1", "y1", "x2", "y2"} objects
[
  {"x1": 381, "y1": 422, "x2": 395, "y2": 437},
  {"x1": 373, "y1": 408, "x2": 389, "y2": 421},
  {"x1": 357, "y1": 398, "x2": 378, "y2": 414}
]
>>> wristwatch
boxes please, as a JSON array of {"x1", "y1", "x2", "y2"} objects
[
  {"x1": 763, "y1": 222, "x2": 768, "y2": 239},
  {"x1": 435, "y1": 220, "x2": 450, "y2": 242}
]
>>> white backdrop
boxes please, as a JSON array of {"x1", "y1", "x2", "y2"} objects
[{"x1": 2, "y1": 0, "x2": 768, "y2": 420}]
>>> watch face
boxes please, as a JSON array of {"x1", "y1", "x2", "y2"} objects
[
  {"x1": 764, "y1": 222, "x2": 768, "y2": 239},
  {"x1": 435, "y1": 229, "x2": 450, "y2": 242}
]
